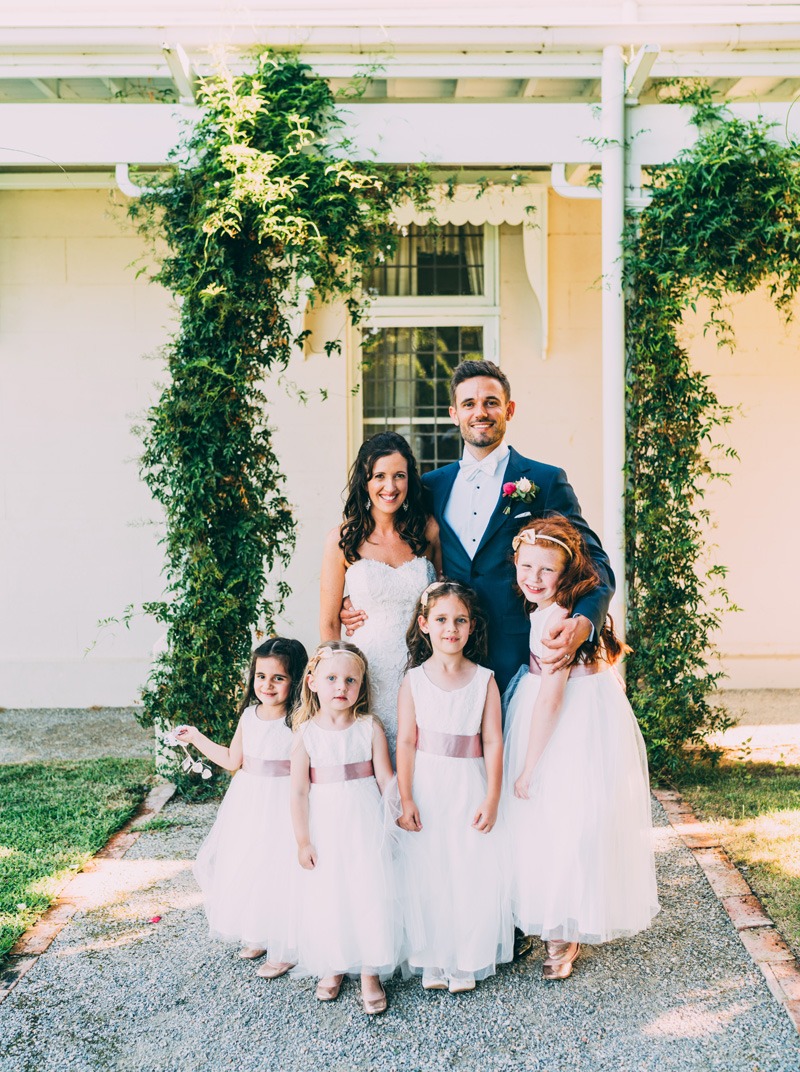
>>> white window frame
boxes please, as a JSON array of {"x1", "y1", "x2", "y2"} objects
[{"x1": 350, "y1": 224, "x2": 501, "y2": 453}]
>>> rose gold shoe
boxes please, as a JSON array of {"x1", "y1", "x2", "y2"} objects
[
  {"x1": 239, "y1": 947, "x2": 266, "y2": 960},
  {"x1": 361, "y1": 984, "x2": 387, "y2": 1015},
  {"x1": 421, "y1": 967, "x2": 448, "y2": 991},
  {"x1": 256, "y1": 960, "x2": 294, "y2": 979},
  {"x1": 542, "y1": 940, "x2": 580, "y2": 981},
  {"x1": 315, "y1": 975, "x2": 344, "y2": 1001}
]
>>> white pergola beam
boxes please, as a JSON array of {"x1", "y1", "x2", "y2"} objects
[
  {"x1": 1, "y1": 101, "x2": 799, "y2": 170},
  {"x1": 625, "y1": 44, "x2": 659, "y2": 100},
  {"x1": 6, "y1": 51, "x2": 800, "y2": 86},
  {"x1": 30, "y1": 77, "x2": 58, "y2": 100},
  {"x1": 161, "y1": 42, "x2": 195, "y2": 104}
]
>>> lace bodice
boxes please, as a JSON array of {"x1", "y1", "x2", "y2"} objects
[
  {"x1": 344, "y1": 556, "x2": 436, "y2": 761},
  {"x1": 300, "y1": 717, "x2": 374, "y2": 767},
  {"x1": 408, "y1": 664, "x2": 493, "y2": 736},
  {"x1": 240, "y1": 705, "x2": 293, "y2": 760},
  {"x1": 345, "y1": 557, "x2": 436, "y2": 637}
]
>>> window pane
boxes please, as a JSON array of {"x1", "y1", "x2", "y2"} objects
[
  {"x1": 361, "y1": 325, "x2": 485, "y2": 472},
  {"x1": 366, "y1": 224, "x2": 484, "y2": 298}
]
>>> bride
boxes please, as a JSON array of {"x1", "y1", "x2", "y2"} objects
[{"x1": 320, "y1": 432, "x2": 441, "y2": 761}]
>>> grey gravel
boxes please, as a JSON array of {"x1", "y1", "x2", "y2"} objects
[
  {"x1": 1, "y1": 798, "x2": 798, "y2": 1072},
  {"x1": 0, "y1": 708, "x2": 151, "y2": 764}
]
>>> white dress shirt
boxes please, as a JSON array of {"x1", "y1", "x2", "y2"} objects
[{"x1": 443, "y1": 441, "x2": 510, "y2": 559}]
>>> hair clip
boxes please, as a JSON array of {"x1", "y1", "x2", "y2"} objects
[
  {"x1": 316, "y1": 646, "x2": 335, "y2": 660},
  {"x1": 511, "y1": 529, "x2": 573, "y2": 559}
]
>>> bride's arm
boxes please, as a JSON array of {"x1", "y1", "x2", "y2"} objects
[
  {"x1": 424, "y1": 516, "x2": 443, "y2": 577},
  {"x1": 319, "y1": 526, "x2": 347, "y2": 640}
]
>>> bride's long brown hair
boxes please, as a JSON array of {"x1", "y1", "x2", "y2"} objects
[{"x1": 338, "y1": 432, "x2": 429, "y2": 565}]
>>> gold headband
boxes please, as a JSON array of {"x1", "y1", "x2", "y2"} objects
[
  {"x1": 512, "y1": 529, "x2": 573, "y2": 559},
  {"x1": 311, "y1": 645, "x2": 365, "y2": 671},
  {"x1": 419, "y1": 582, "x2": 446, "y2": 609}
]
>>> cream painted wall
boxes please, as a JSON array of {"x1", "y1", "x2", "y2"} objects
[
  {"x1": 499, "y1": 197, "x2": 605, "y2": 543},
  {"x1": 0, "y1": 189, "x2": 170, "y2": 706},
  {"x1": 682, "y1": 294, "x2": 800, "y2": 687}
]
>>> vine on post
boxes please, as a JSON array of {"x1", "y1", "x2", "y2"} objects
[
  {"x1": 130, "y1": 53, "x2": 428, "y2": 785},
  {"x1": 625, "y1": 88, "x2": 800, "y2": 773}
]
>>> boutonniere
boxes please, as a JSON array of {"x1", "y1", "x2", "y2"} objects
[{"x1": 502, "y1": 477, "x2": 539, "y2": 515}]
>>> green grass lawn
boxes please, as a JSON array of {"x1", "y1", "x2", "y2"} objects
[
  {"x1": 0, "y1": 758, "x2": 155, "y2": 958},
  {"x1": 678, "y1": 762, "x2": 800, "y2": 957}
]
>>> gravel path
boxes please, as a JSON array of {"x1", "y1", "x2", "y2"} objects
[
  {"x1": 1, "y1": 796, "x2": 798, "y2": 1072},
  {"x1": 2, "y1": 705, "x2": 799, "y2": 1071}
]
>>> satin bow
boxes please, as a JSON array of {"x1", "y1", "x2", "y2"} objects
[{"x1": 459, "y1": 455, "x2": 498, "y2": 481}]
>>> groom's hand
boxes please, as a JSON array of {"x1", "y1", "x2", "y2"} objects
[
  {"x1": 340, "y1": 596, "x2": 367, "y2": 636},
  {"x1": 540, "y1": 614, "x2": 592, "y2": 672}
]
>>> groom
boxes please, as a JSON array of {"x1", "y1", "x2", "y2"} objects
[{"x1": 423, "y1": 359, "x2": 614, "y2": 694}]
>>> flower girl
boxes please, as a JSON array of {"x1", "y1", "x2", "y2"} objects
[
  {"x1": 504, "y1": 516, "x2": 659, "y2": 980},
  {"x1": 177, "y1": 637, "x2": 308, "y2": 977},
  {"x1": 290, "y1": 641, "x2": 398, "y2": 1014},
  {"x1": 396, "y1": 581, "x2": 513, "y2": 992}
]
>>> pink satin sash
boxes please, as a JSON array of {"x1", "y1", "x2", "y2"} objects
[
  {"x1": 242, "y1": 756, "x2": 291, "y2": 777},
  {"x1": 416, "y1": 726, "x2": 484, "y2": 759},
  {"x1": 309, "y1": 760, "x2": 375, "y2": 784},
  {"x1": 528, "y1": 652, "x2": 604, "y2": 678}
]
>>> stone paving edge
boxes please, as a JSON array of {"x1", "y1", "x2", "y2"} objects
[
  {"x1": 0, "y1": 780, "x2": 176, "y2": 1005},
  {"x1": 652, "y1": 786, "x2": 800, "y2": 1035}
]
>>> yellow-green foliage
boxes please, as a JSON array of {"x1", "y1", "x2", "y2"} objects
[
  {"x1": 129, "y1": 54, "x2": 429, "y2": 780},
  {"x1": 625, "y1": 87, "x2": 800, "y2": 773}
]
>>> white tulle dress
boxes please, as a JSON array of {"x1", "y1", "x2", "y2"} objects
[
  {"x1": 398, "y1": 664, "x2": 514, "y2": 980},
  {"x1": 294, "y1": 717, "x2": 401, "y2": 980},
  {"x1": 503, "y1": 602, "x2": 660, "y2": 944},
  {"x1": 345, "y1": 556, "x2": 436, "y2": 761},
  {"x1": 194, "y1": 705, "x2": 298, "y2": 959}
]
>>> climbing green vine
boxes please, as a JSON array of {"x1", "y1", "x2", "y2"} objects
[
  {"x1": 625, "y1": 87, "x2": 800, "y2": 773},
  {"x1": 130, "y1": 53, "x2": 428, "y2": 781}
]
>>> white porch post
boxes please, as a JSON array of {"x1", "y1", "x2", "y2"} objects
[{"x1": 600, "y1": 44, "x2": 627, "y2": 634}]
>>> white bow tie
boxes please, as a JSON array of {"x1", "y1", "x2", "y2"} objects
[{"x1": 459, "y1": 455, "x2": 498, "y2": 481}]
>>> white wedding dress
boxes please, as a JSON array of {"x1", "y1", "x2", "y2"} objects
[{"x1": 345, "y1": 556, "x2": 436, "y2": 761}]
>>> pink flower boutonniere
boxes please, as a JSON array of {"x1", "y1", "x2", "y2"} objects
[{"x1": 502, "y1": 477, "x2": 539, "y2": 515}]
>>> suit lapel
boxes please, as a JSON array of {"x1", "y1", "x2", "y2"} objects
[{"x1": 474, "y1": 447, "x2": 524, "y2": 558}]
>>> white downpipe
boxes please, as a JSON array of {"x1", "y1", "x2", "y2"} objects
[{"x1": 600, "y1": 45, "x2": 627, "y2": 635}]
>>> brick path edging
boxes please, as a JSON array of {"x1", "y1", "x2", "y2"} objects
[
  {"x1": 0, "y1": 781, "x2": 176, "y2": 1005},
  {"x1": 653, "y1": 787, "x2": 800, "y2": 1033}
]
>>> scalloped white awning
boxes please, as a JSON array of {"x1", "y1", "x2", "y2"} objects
[{"x1": 394, "y1": 183, "x2": 549, "y2": 356}]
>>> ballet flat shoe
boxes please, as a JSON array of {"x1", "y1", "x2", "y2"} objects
[
  {"x1": 448, "y1": 973, "x2": 476, "y2": 994},
  {"x1": 361, "y1": 985, "x2": 387, "y2": 1015},
  {"x1": 421, "y1": 968, "x2": 448, "y2": 991},
  {"x1": 239, "y1": 947, "x2": 266, "y2": 960},
  {"x1": 542, "y1": 940, "x2": 580, "y2": 981},
  {"x1": 315, "y1": 976, "x2": 343, "y2": 1002},
  {"x1": 256, "y1": 960, "x2": 294, "y2": 979}
]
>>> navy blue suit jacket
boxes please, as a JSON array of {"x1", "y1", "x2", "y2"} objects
[{"x1": 422, "y1": 447, "x2": 615, "y2": 692}]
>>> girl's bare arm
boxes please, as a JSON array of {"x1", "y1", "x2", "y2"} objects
[
  {"x1": 514, "y1": 666, "x2": 569, "y2": 799},
  {"x1": 473, "y1": 676, "x2": 503, "y2": 832},
  {"x1": 395, "y1": 676, "x2": 422, "y2": 831},
  {"x1": 371, "y1": 720, "x2": 394, "y2": 792},
  {"x1": 290, "y1": 731, "x2": 316, "y2": 869},
  {"x1": 176, "y1": 721, "x2": 243, "y2": 772}
]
